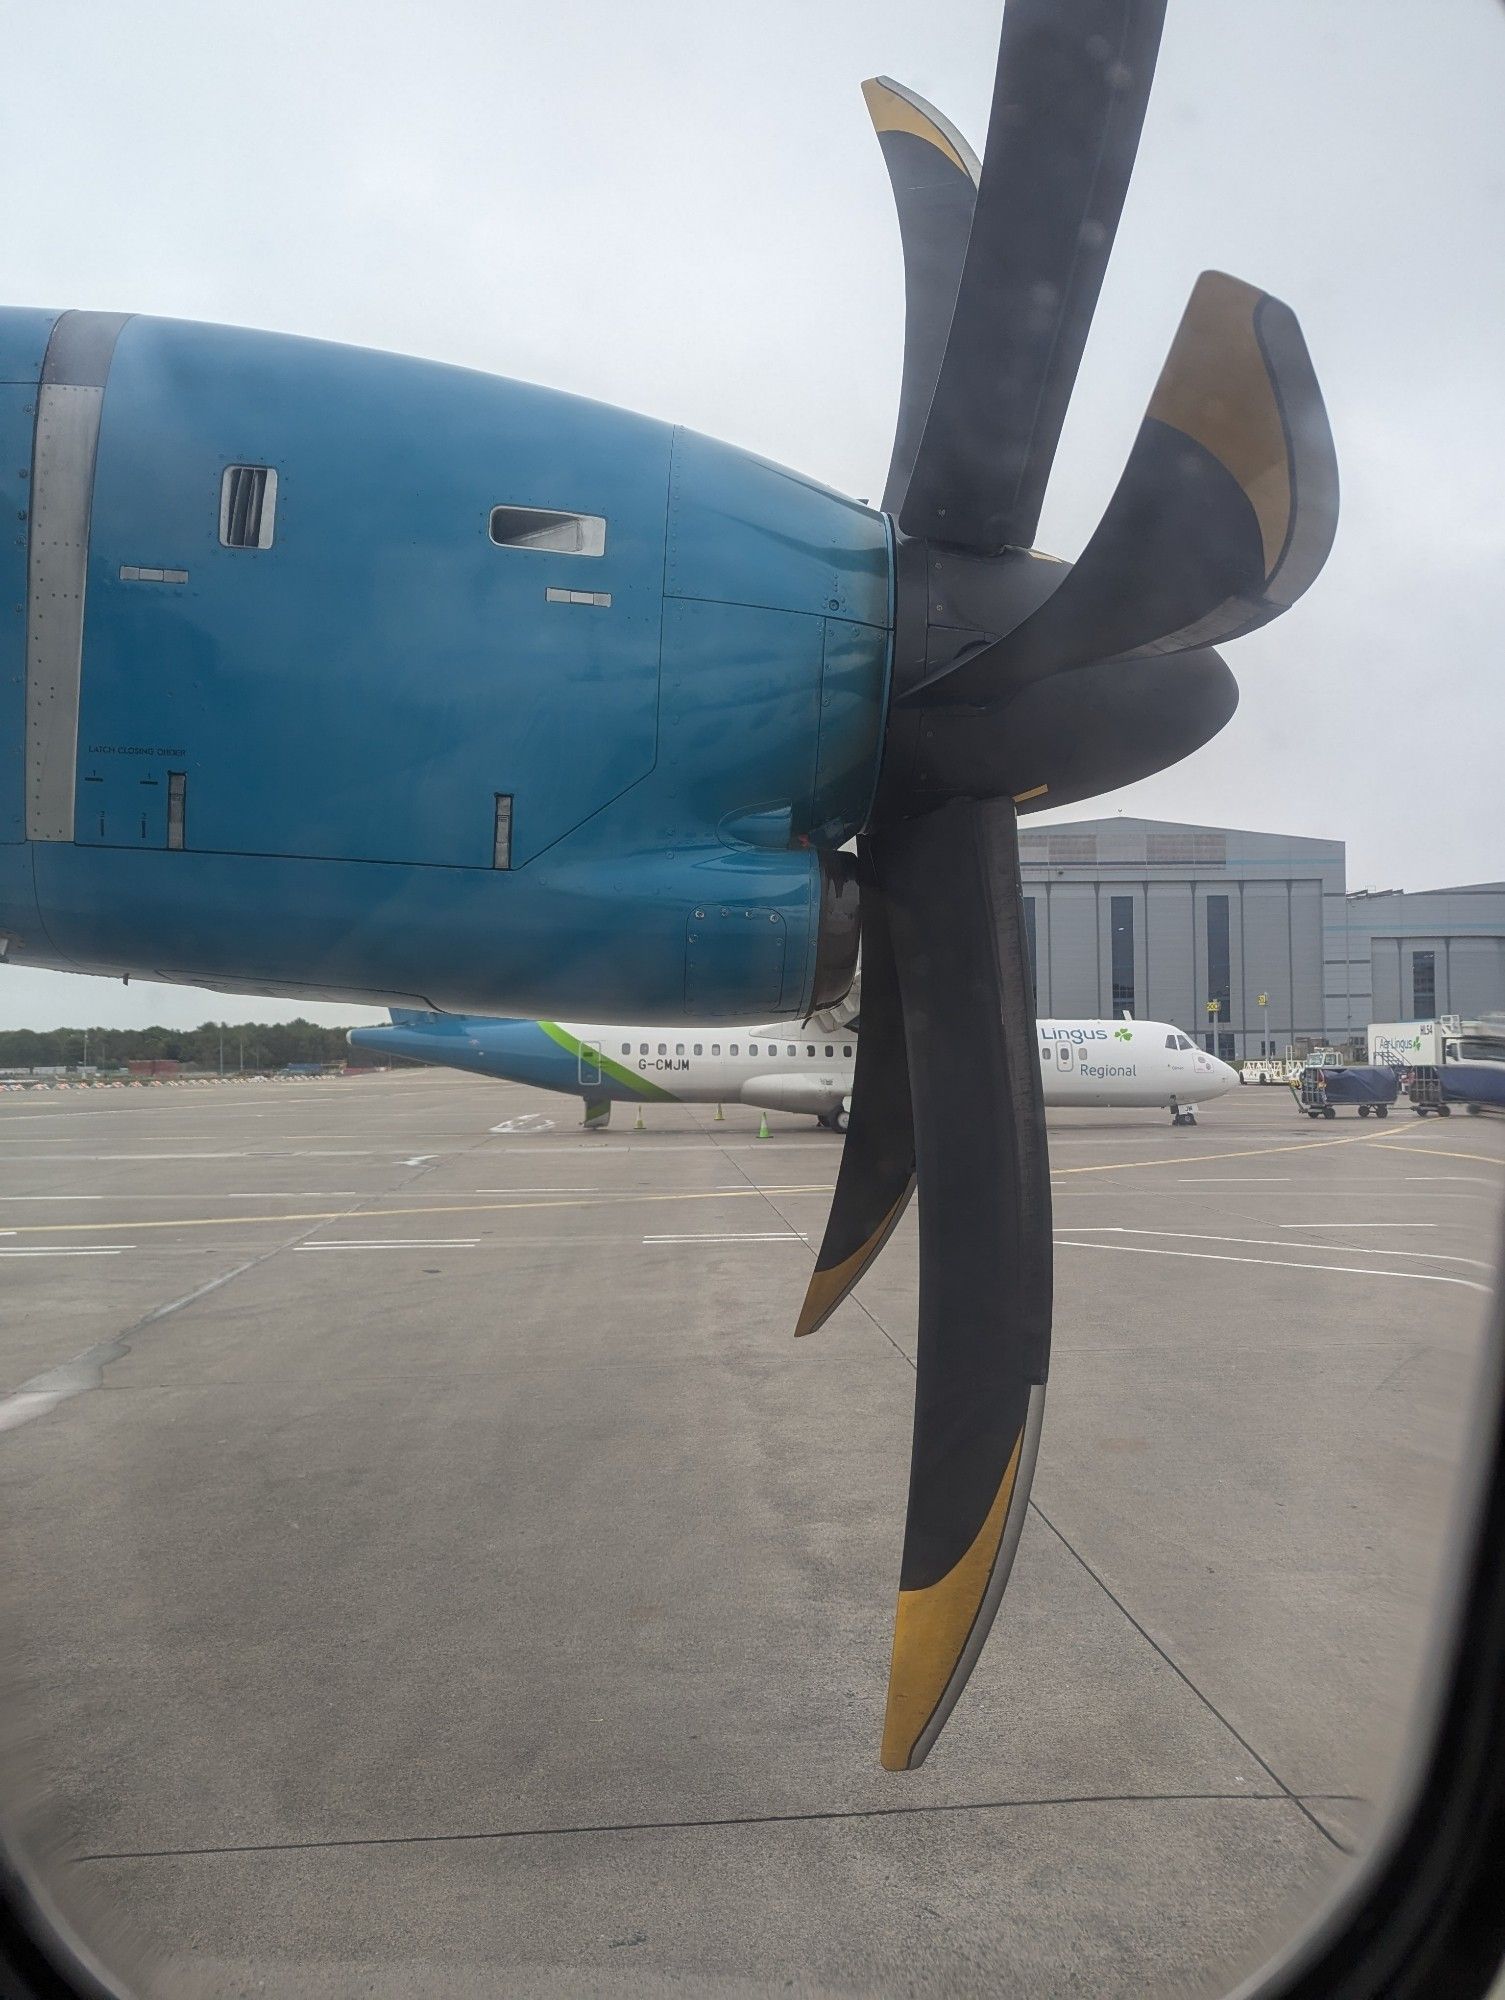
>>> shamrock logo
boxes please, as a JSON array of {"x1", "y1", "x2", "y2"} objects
[{"x1": 1114, "y1": 1026, "x2": 1133, "y2": 1042}]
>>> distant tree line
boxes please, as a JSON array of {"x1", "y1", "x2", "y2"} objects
[{"x1": 0, "y1": 1019, "x2": 384, "y2": 1071}]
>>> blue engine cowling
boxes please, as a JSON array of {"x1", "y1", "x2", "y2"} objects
[{"x1": 0, "y1": 309, "x2": 890, "y2": 1021}]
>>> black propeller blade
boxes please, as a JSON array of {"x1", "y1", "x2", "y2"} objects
[
  {"x1": 861, "y1": 77, "x2": 981, "y2": 519},
  {"x1": 875, "y1": 799, "x2": 1051, "y2": 1770},
  {"x1": 799, "y1": 2, "x2": 1338, "y2": 1770},
  {"x1": 795, "y1": 848, "x2": 914, "y2": 1340},
  {"x1": 900, "y1": 0, "x2": 1168, "y2": 553},
  {"x1": 910, "y1": 272, "x2": 1341, "y2": 706}
]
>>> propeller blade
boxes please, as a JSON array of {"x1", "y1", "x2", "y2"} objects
[
  {"x1": 875, "y1": 797, "x2": 1051, "y2": 1769},
  {"x1": 920, "y1": 272, "x2": 1340, "y2": 701},
  {"x1": 795, "y1": 848, "x2": 915, "y2": 1339},
  {"x1": 888, "y1": 647, "x2": 1239, "y2": 818},
  {"x1": 899, "y1": 0, "x2": 1167, "y2": 554},
  {"x1": 862, "y1": 76, "x2": 981, "y2": 518}
]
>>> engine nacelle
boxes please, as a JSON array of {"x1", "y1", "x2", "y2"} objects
[
  {"x1": 740, "y1": 1070, "x2": 847, "y2": 1116},
  {"x1": 0, "y1": 310, "x2": 889, "y2": 1021}
]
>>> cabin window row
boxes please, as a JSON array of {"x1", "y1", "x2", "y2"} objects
[{"x1": 620, "y1": 1043, "x2": 853, "y2": 1059}]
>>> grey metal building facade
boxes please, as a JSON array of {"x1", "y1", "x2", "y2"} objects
[
  {"x1": 1340, "y1": 883, "x2": 1505, "y2": 1028},
  {"x1": 1018, "y1": 817, "x2": 1505, "y2": 1056},
  {"x1": 1018, "y1": 817, "x2": 1344, "y2": 1058}
]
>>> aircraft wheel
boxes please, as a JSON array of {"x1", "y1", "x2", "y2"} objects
[{"x1": 833, "y1": 1107, "x2": 849, "y2": 1133}]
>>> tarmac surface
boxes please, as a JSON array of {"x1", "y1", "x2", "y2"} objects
[{"x1": 0, "y1": 1069, "x2": 1500, "y2": 1998}]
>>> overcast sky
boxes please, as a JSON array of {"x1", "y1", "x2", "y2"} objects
[{"x1": 3, "y1": 0, "x2": 1501, "y2": 1030}]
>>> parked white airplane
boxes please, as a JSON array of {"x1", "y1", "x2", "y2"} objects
[{"x1": 349, "y1": 1012, "x2": 1238, "y2": 1128}]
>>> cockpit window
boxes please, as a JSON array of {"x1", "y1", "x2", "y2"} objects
[{"x1": 1166, "y1": 1034, "x2": 1178, "y2": 1049}]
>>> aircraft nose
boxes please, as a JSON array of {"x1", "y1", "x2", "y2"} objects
[{"x1": 1214, "y1": 1057, "x2": 1240, "y2": 1093}]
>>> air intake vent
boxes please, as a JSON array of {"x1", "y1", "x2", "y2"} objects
[
  {"x1": 490, "y1": 506, "x2": 605, "y2": 555},
  {"x1": 219, "y1": 465, "x2": 277, "y2": 549}
]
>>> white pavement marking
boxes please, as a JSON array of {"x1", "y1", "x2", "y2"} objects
[
  {"x1": 1177, "y1": 1177, "x2": 1291, "y2": 1184},
  {"x1": 0, "y1": 1151, "x2": 251, "y2": 1163},
  {"x1": 0, "y1": 1194, "x2": 102, "y2": 1201},
  {"x1": 643, "y1": 1232, "x2": 809, "y2": 1245},
  {"x1": 1058, "y1": 1226, "x2": 1492, "y2": 1270},
  {"x1": 403, "y1": 1156, "x2": 437, "y2": 1166},
  {"x1": 1279, "y1": 1222, "x2": 1437, "y2": 1229},
  {"x1": 0, "y1": 1247, "x2": 131, "y2": 1258},
  {"x1": 473, "y1": 1187, "x2": 599, "y2": 1195},
  {"x1": 1056, "y1": 1237, "x2": 1492, "y2": 1291},
  {"x1": 299, "y1": 1238, "x2": 481, "y2": 1251}
]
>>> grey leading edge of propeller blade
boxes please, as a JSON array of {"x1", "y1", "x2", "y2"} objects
[
  {"x1": 875, "y1": 798, "x2": 1052, "y2": 1770},
  {"x1": 795, "y1": 842, "x2": 915, "y2": 1340},
  {"x1": 899, "y1": 0, "x2": 1168, "y2": 555},
  {"x1": 915, "y1": 271, "x2": 1341, "y2": 705},
  {"x1": 861, "y1": 77, "x2": 980, "y2": 519}
]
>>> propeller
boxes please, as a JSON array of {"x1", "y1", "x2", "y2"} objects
[{"x1": 800, "y1": 0, "x2": 1339, "y2": 1770}]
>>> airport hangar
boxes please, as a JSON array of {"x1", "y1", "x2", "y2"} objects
[{"x1": 1017, "y1": 816, "x2": 1505, "y2": 1061}]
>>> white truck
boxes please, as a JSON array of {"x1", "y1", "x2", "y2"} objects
[{"x1": 1366, "y1": 1016, "x2": 1505, "y2": 1116}]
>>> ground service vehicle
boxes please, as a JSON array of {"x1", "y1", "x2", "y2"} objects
[{"x1": 1368, "y1": 1019, "x2": 1505, "y2": 1117}]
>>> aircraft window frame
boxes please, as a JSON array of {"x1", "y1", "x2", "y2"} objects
[
  {"x1": 488, "y1": 505, "x2": 606, "y2": 555},
  {"x1": 711, "y1": 1044, "x2": 720, "y2": 1056},
  {"x1": 1166, "y1": 1033, "x2": 1178, "y2": 1049},
  {"x1": 787, "y1": 1044, "x2": 796, "y2": 1058},
  {"x1": 693, "y1": 1043, "x2": 702, "y2": 1056},
  {"x1": 749, "y1": 1043, "x2": 758, "y2": 1056},
  {"x1": 620, "y1": 1043, "x2": 630, "y2": 1055},
  {"x1": 842, "y1": 1045, "x2": 852, "y2": 1058},
  {"x1": 675, "y1": 1043, "x2": 685, "y2": 1056},
  {"x1": 657, "y1": 1042, "x2": 666, "y2": 1056},
  {"x1": 805, "y1": 1044, "x2": 815, "y2": 1057},
  {"x1": 729, "y1": 1044, "x2": 738, "y2": 1056},
  {"x1": 639, "y1": 1042, "x2": 648, "y2": 1055},
  {"x1": 1177, "y1": 1034, "x2": 1194, "y2": 1050}
]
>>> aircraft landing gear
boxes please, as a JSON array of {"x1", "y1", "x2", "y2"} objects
[
  {"x1": 1170, "y1": 1099, "x2": 1198, "y2": 1127},
  {"x1": 818, "y1": 1106, "x2": 849, "y2": 1133}
]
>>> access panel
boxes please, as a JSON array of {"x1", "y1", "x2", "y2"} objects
[{"x1": 73, "y1": 319, "x2": 671, "y2": 870}]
